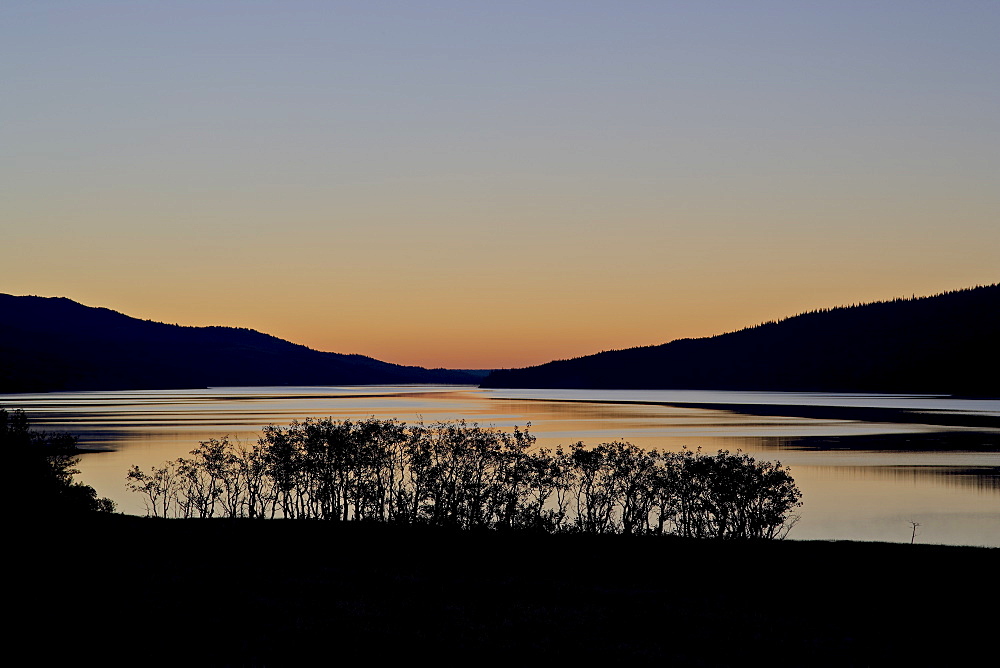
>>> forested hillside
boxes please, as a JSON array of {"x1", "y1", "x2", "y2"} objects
[
  {"x1": 481, "y1": 285, "x2": 999, "y2": 396},
  {"x1": 0, "y1": 295, "x2": 480, "y2": 392}
]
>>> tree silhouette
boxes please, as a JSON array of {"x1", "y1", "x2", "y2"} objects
[
  {"x1": 3, "y1": 407, "x2": 115, "y2": 515},
  {"x1": 127, "y1": 418, "x2": 802, "y2": 539}
]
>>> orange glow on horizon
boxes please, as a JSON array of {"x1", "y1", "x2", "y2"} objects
[{"x1": 7, "y1": 277, "x2": 991, "y2": 371}]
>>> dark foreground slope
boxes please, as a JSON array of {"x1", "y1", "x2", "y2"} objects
[
  {"x1": 20, "y1": 515, "x2": 997, "y2": 666},
  {"x1": 483, "y1": 284, "x2": 999, "y2": 395},
  {"x1": 0, "y1": 294, "x2": 480, "y2": 392}
]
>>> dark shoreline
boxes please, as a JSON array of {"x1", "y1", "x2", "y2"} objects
[
  {"x1": 23, "y1": 515, "x2": 997, "y2": 665},
  {"x1": 495, "y1": 395, "x2": 1000, "y2": 429}
]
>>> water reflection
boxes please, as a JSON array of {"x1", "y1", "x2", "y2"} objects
[{"x1": 3, "y1": 385, "x2": 997, "y2": 546}]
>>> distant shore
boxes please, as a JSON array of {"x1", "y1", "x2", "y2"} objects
[{"x1": 502, "y1": 395, "x2": 1000, "y2": 430}]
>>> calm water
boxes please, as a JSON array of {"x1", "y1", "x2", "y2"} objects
[{"x1": 6, "y1": 385, "x2": 999, "y2": 546}]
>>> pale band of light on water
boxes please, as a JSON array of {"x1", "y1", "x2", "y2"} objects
[{"x1": 5, "y1": 385, "x2": 998, "y2": 547}]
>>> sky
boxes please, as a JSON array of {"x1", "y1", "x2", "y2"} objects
[{"x1": 2, "y1": 1, "x2": 998, "y2": 369}]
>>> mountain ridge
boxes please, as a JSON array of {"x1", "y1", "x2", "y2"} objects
[
  {"x1": 481, "y1": 284, "x2": 1000, "y2": 396},
  {"x1": 0, "y1": 294, "x2": 482, "y2": 392}
]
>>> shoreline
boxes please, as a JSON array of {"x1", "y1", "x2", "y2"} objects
[
  {"x1": 24, "y1": 515, "x2": 996, "y2": 664},
  {"x1": 493, "y1": 395, "x2": 1000, "y2": 430}
]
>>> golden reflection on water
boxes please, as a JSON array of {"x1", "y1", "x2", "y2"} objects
[
  {"x1": 791, "y1": 465, "x2": 1000, "y2": 546},
  {"x1": 3, "y1": 386, "x2": 997, "y2": 546}
]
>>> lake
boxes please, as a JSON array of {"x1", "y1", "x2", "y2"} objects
[{"x1": 6, "y1": 385, "x2": 998, "y2": 546}]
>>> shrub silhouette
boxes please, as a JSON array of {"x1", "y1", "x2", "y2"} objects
[
  {"x1": 127, "y1": 418, "x2": 802, "y2": 539},
  {"x1": 3, "y1": 407, "x2": 115, "y2": 515}
]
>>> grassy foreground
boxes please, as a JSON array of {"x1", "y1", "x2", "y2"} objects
[{"x1": 24, "y1": 514, "x2": 996, "y2": 666}]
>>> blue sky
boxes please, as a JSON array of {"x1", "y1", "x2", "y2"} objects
[{"x1": 3, "y1": 1, "x2": 998, "y2": 367}]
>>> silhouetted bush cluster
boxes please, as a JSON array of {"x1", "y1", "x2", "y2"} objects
[
  {"x1": 2, "y1": 407, "x2": 115, "y2": 515},
  {"x1": 127, "y1": 418, "x2": 802, "y2": 539}
]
